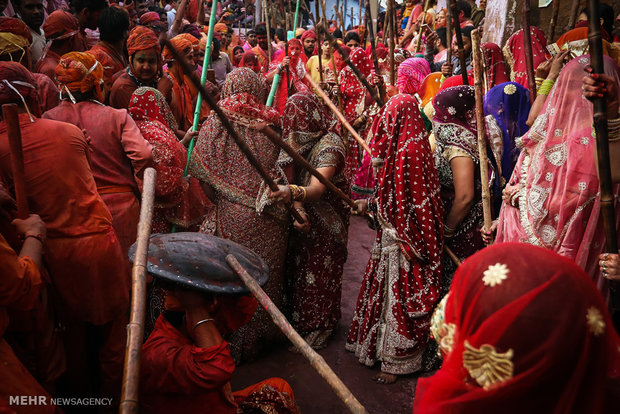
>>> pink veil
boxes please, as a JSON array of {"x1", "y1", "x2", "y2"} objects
[{"x1": 497, "y1": 55, "x2": 620, "y2": 295}]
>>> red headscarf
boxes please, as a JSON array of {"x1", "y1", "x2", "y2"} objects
[
  {"x1": 414, "y1": 243, "x2": 620, "y2": 413},
  {"x1": 503, "y1": 26, "x2": 548, "y2": 91},
  {"x1": 239, "y1": 51, "x2": 260, "y2": 73},
  {"x1": 481, "y1": 42, "x2": 510, "y2": 91},
  {"x1": 126, "y1": 25, "x2": 161, "y2": 57},
  {"x1": 55, "y1": 51, "x2": 104, "y2": 102},
  {"x1": 0, "y1": 61, "x2": 39, "y2": 116},
  {"x1": 139, "y1": 11, "x2": 160, "y2": 25},
  {"x1": 300, "y1": 30, "x2": 317, "y2": 42},
  {"x1": 438, "y1": 74, "x2": 475, "y2": 92},
  {"x1": 42, "y1": 10, "x2": 79, "y2": 40}
]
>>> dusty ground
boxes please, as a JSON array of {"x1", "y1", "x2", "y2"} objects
[{"x1": 232, "y1": 216, "x2": 422, "y2": 414}]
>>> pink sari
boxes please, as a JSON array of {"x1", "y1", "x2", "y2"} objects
[{"x1": 496, "y1": 55, "x2": 620, "y2": 296}]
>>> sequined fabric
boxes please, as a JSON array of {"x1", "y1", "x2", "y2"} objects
[
  {"x1": 347, "y1": 94, "x2": 444, "y2": 375},
  {"x1": 189, "y1": 69, "x2": 289, "y2": 362}
]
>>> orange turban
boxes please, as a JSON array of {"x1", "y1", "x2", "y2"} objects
[
  {"x1": 163, "y1": 35, "x2": 193, "y2": 62},
  {"x1": 42, "y1": 10, "x2": 79, "y2": 40},
  {"x1": 214, "y1": 23, "x2": 228, "y2": 34},
  {"x1": 55, "y1": 51, "x2": 104, "y2": 102},
  {"x1": 126, "y1": 25, "x2": 161, "y2": 57},
  {"x1": 176, "y1": 33, "x2": 200, "y2": 52},
  {"x1": 139, "y1": 11, "x2": 160, "y2": 25}
]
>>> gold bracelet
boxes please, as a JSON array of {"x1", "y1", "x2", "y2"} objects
[{"x1": 289, "y1": 184, "x2": 300, "y2": 201}]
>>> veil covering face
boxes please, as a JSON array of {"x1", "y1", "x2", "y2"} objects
[
  {"x1": 496, "y1": 55, "x2": 620, "y2": 296},
  {"x1": 414, "y1": 243, "x2": 620, "y2": 414}
]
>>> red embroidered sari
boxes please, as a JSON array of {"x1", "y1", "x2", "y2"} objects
[
  {"x1": 502, "y1": 26, "x2": 548, "y2": 91},
  {"x1": 276, "y1": 92, "x2": 350, "y2": 349},
  {"x1": 189, "y1": 68, "x2": 289, "y2": 361},
  {"x1": 346, "y1": 94, "x2": 444, "y2": 375},
  {"x1": 128, "y1": 87, "x2": 209, "y2": 233}
]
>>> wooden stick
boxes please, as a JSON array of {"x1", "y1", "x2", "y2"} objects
[
  {"x1": 261, "y1": 125, "x2": 355, "y2": 208},
  {"x1": 522, "y1": 1, "x2": 536, "y2": 103},
  {"x1": 226, "y1": 255, "x2": 369, "y2": 414},
  {"x1": 351, "y1": 6, "x2": 354, "y2": 30},
  {"x1": 444, "y1": 245, "x2": 461, "y2": 267},
  {"x1": 304, "y1": 73, "x2": 372, "y2": 156},
  {"x1": 318, "y1": 22, "x2": 384, "y2": 106},
  {"x1": 586, "y1": 0, "x2": 620, "y2": 323},
  {"x1": 446, "y1": 0, "x2": 453, "y2": 64},
  {"x1": 414, "y1": 0, "x2": 431, "y2": 54},
  {"x1": 315, "y1": 0, "x2": 324, "y2": 82},
  {"x1": 390, "y1": 0, "x2": 397, "y2": 85},
  {"x1": 449, "y1": 0, "x2": 468, "y2": 85},
  {"x1": 264, "y1": 0, "x2": 273, "y2": 66},
  {"x1": 566, "y1": 0, "x2": 581, "y2": 33},
  {"x1": 1, "y1": 104, "x2": 28, "y2": 219},
  {"x1": 365, "y1": 0, "x2": 385, "y2": 103},
  {"x1": 547, "y1": 0, "x2": 562, "y2": 42},
  {"x1": 163, "y1": 40, "x2": 306, "y2": 224},
  {"x1": 119, "y1": 167, "x2": 157, "y2": 414},
  {"x1": 471, "y1": 29, "x2": 492, "y2": 239},
  {"x1": 358, "y1": 0, "x2": 362, "y2": 31}
]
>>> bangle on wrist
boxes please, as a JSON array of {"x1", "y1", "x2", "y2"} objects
[
  {"x1": 537, "y1": 79, "x2": 555, "y2": 96},
  {"x1": 444, "y1": 224, "x2": 455, "y2": 239},
  {"x1": 192, "y1": 318, "x2": 214, "y2": 331},
  {"x1": 23, "y1": 232, "x2": 45, "y2": 244}
]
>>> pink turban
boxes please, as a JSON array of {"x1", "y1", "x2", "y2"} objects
[{"x1": 396, "y1": 57, "x2": 430, "y2": 95}]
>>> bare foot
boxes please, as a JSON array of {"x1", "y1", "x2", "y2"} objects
[{"x1": 373, "y1": 372, "x2": 398, "y2": 384}]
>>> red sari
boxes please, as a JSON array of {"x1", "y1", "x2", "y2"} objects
[
  {"x1": 189, "y1": 68, "x2": 289, "y2": 361},
  {"x1": 275, "y1": 92, "x2": 350, "y2": 349},
  {"x1": 502, "y1": 26, "x2": 548, "y2": 91},
  {"x1": 338, "y1": 48, "x2": 373, "y2": 184},
  {"x1": 346, "y1": 94, "x2": 444, "y2": 375},
  {"x1": 128, "y1": 87, "x2": 209, "y2": 233},
  {"x1": 414, "y1": 244, "x2": 620, "y2": 413}
]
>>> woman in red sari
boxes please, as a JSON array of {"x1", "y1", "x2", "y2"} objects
[
  {"x1": 266, "y1": 92, "x2": 349, "y2": 349},
  {"x1": 128, "y1": 87, "x2": 209, "y2": 233},
  {"x1": 346, "y1": 93, "x2": 444, "y2": 384},
  {"x1": 189, "y1": 68, "x2": 288, "y2": 362},
  {"x1": 481, "y1": 42, "x2": 510, "y2": 91},
  {"x1": 415, "y1": 243, "x2": 620, "y2": 413},
  {"x1": 502, "y1": 26, "x2": 548, "y2": 91},
  {"x1": 432, "y1": 85, "x2": 485, "y2": 269}
]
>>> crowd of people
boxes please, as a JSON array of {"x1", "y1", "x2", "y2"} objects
[{"x1": 1, "y1": 0, "x2": 620, "y2": 412}]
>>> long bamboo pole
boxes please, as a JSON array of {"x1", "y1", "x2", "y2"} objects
[
  {"x1": 293, "y1": 0, "x2": 301, "y2": 32},
  {"x1": 2, "y1": 104, "x2": 28, "y2": 219},
  {"x1": 183, "y1": 0, "x2": 219, "y2": 175},
  {"x1": 318, "y1": 22, "x2": 384, "y2": 106},
  {"x1": 164, "y1": 40, "x2": 306, "y2": 224},
  {"x1": 365, "y1": 0, "x2": 385, "y2": 103},
  {"x1": 358, "y1": 0, "x2": 362, "y2": 30},
  {"x1": 264, "y1": 0, "x2": 273, "y2": 66},
  {"x1": 471, "y1": 29, "x2": 492, "y2": 240},
  {"x1": 566, "y1": 0, "x2": 581, "y2": 33},
  {"x1": 390, "y1": 0, "x2": 396, "y2": 84},
  {"x1": 446, "y1": 0, "x2": 453, "y2": 64},
  {"x1": 119, "y1": 167, "x2": 157, "y2": 414},
  {"x1": 315, "y1": 0, "x2": 324, "y2": 82},
  {"x1": 547, "y1": 0, "x2": 562, "y2": 43},
  {"x1": 586, "y1": 0, "x2": 620, "y2": 325},
  {"x1": 522, "y1": 1, "x2": 537, "y2": 103},
  {"x1": 304, "y1": 73, "x2": 372, "y2": 156},
  {"x1": 414, "y1": 0, "x2": 431, "y2": 54},
  {"x1": 449, "y1": 0, "x2": 468, "y2": 85},
  {"x1": 226, "y1": 255, "x2": 369, "y2": 414}
]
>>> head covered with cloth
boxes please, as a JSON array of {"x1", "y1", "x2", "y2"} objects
[
  {"x1": 414, "y1": 243, "x2": 620, "y2": 413},
  {"x1": 0, "y1": 61, "x2": 40, "y2": 118},
  {"x1": 55, "y1": 51, "x2": 104, "y2": 103},
  {"x1": 0, "y1": 17, "x2": 32, "y2": 66}
]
